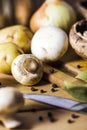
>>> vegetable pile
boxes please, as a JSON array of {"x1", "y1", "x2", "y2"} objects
[{"x1": 0, "y1": 2, "x2": 87, "y2": 128}]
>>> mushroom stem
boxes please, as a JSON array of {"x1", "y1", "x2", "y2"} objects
[
  {"x1": 0, "y1": 87, "x2": 24, "y2": 128},
  {"x1": 23, "y1": 58, "x2": 39, "y2": 73},
  {"x1": 0, "y1": 114, "x2": 21, "y2": 129}
]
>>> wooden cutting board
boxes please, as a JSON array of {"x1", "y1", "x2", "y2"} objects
[
  {"x1": 0, "y1": 108, "x2": 87, "y2": 130},
  {"x1": 0, "y1": 47, "x2": 87, "y2": 130}
]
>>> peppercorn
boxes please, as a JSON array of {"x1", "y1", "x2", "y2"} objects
[
  {"x1": 71, "y1": 114, "x2": 80, "y2": 119},
  {"x1": 77, "y1": 65, "x2": 82, "y2": 69},
  {"x1": 47, "y1": 112, "x2": 57, "y2": 122},
  {"x1": 48, "y1": 112, "x2": 52, "y2": 117},
  {"x1": 38, "y1": 116, "x2": 43, "y2": 121},
  {"x1": 67, "y1": 119, "x2": 74, "y2": 124},
  {"x1": 40, "y1": 89, "x2": 47, "y2": 93},
  {"x1": 31, "y1": 87, "x2": 38, "y2": 91},
  {"x1": 51, "y1": 88, "x2": 57, "y2": 92},
  {"x1": 52, "y1": 84, "x2": 58, "y2": 88}
]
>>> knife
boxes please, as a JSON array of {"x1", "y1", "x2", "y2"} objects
[{"x1": 23, "y1": 94, "x2": 87, "y2": 114}]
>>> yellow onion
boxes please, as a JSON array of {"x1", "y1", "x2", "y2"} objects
[{"x1": 30, "y1": 0, "x2": 76, "y2": 33}]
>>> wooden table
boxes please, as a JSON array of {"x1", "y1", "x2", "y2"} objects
[
  {"x1": 0, "y1": 46, "x2": 87, "y2": 130},
  {"x1": 0, "y1": 0, "x2": 87, "y2": 129}
]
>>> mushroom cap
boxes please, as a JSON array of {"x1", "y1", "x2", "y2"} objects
[
  {"x1": 31, "y1": 26, "x2": 68, "y2": 62},
  {"x1": 69, "y1": 20, "x2": 87, "y2": 59},
  {"x1": 11, "y1": 54, "x2": 43, "y2": 86},
  {"x1": 0, "y1": 87, "x2": 24, "y2": 115}
]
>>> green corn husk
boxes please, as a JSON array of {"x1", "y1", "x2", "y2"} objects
[
  {"x1": 64, "y1": 81, "x2": 87, "y2": 102},
  {"x1": 75, "y1": 71, "x2": 87, "y2": 83}
]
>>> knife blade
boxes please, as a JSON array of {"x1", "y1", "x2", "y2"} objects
[{"x1": 23, "y1": 94, "x2": 87, "y2": 113}]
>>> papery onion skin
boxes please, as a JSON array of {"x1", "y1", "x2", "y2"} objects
[{"x1": 30, "y1": 0, "x2": 76, "y2": 33}]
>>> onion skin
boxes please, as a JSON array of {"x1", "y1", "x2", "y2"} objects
[{"x1": 30, "y1": 0, "x2": 76, "y2": 33}]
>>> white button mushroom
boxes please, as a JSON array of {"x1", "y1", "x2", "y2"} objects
[
  {"x1": 11, "y1": 54, "x2": 43, "y2": 86},
  {"x1": 0, "y1": 87, "x2": 24, "y2": 129},
  {"x1": 31, "y1": 26, "x2": 68, "y2": 62}
]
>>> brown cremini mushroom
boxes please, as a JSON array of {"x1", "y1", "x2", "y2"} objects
[{"x1": 69, "y1": 19, "x2": 87, "y2": 59}]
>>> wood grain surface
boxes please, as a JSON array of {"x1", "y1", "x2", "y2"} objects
[
  {"x1": 0, "y1": 46, "x2": 87, "y2": 129},
  {"x1": 0, "y1": 108, "x2": 87, "y2": 130},
  {"x1": 0, "y1": 0, "x2": 87, "y2": 129}
]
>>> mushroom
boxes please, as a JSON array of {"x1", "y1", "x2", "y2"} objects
[
  {"x1": 31, "y1": 26, "x2": 68, "y2": 62},
  {"x1": 0, "y1": 87, "x2": 24, "y2": 128},
  {"x1": 69, "y1": 19, "x2": 87, "y2": 59},
  {"x1": 11, "y1": 54, "x2": 43, "y2": 86}
]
